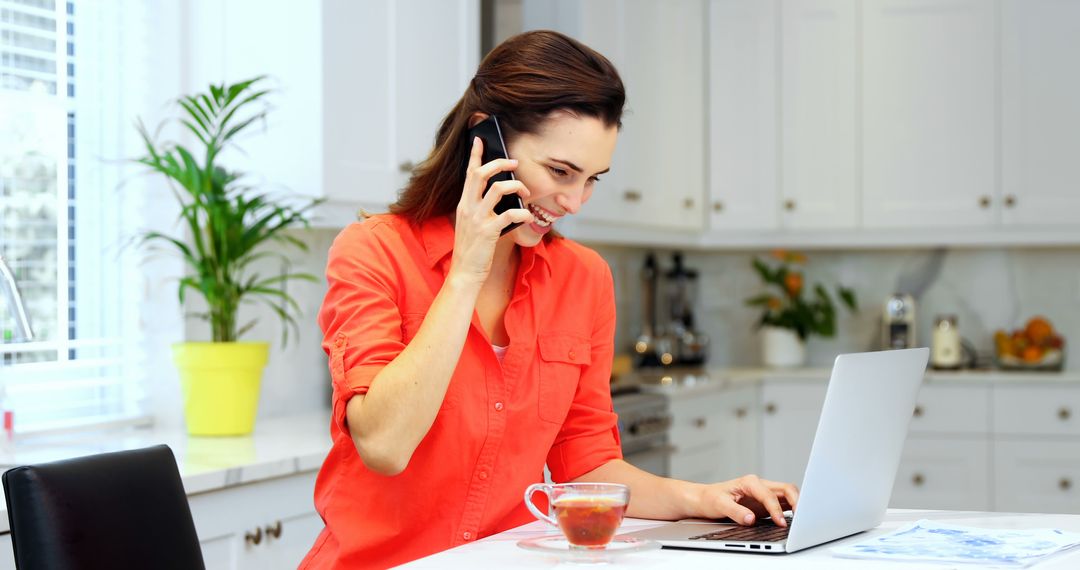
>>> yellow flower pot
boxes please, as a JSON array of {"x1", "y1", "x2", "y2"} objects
[{"x1": 172, "y1": 342, "x2": 269, "y2": 436}]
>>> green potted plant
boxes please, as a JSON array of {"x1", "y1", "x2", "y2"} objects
[
  {"x1": 745, "y1": 250, "x2": 858, "y2": 367},
  {"x1": 135, "y1": 76, "x2": 322, "y2": 435}
]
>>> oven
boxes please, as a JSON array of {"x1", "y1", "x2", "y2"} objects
[{"x1": 611, "y1": 390, "x2": 674, "y2": 477}]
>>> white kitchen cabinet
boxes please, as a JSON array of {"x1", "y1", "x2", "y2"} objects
[
  {"x1": 994, "y1": 440, "x2": 1080, "y2": 515},
  {"x1": 892, "y1": 438, "x2": 991, "y2": 511},
  {"x1": 860, "y1": 0, "x2": 997, "y2": 229},
  {"x1": 668, "y1": 384, "x2": 758, "y2": 483},
  {"x1": 187, "y1": 0, "x2": 480, "y2": 224},
  {"x1": 759, "y1": 381, "x2": 828, "y2": 486},
  {"x1": 707, "y1": 0, "x2": 779, "y2": 232},
  {"x1": 190, "y1": 471, "x2": 322, "y2": 570},
  {"x1": 1001, "y1": 0, "x2": 1080, "y2": 227},
  {"x1": 523, "y1": 0, "x2": 706, "y2": 234},
  {"x1": 779, "y1": 0, "x2": 858, "y2": 231}
]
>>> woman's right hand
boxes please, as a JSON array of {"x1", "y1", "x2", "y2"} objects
[{"x1": 449, "y1": 136, "x2": 534, "y2": 286}]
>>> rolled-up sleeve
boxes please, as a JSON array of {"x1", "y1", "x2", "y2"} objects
[
  {"x1": 318, "y1": 221, "x2": 406, "y2": 435},
  {"x1": 546, "y1": 261, "x2": 622, "y2": 482}
]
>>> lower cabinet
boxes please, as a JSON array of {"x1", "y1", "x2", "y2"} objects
[
  {"x1": 993, "y1": 440, "x2": 1080, "y2": 515},
  {"x1": 189, "y1": 470, "x2": 322, "y2": 570},
  {"x1": 892, "y1": 438, "x2": 991, "y2": 511},
  {"x1": 668, "y1": 385, "x2": 758, "y2": 484}
]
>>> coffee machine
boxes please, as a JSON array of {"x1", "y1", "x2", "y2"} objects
[{"x1": 882, "y1": 293, "x2": 917, "y2": 350}]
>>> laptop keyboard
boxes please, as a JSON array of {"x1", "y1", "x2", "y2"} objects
[{"x1": 688, "y1": 515, "x2": 794, "y2": 543}]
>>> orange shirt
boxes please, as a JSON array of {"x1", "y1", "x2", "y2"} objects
[{"x1": 300, "y1": 215, "x2": 622, "y2": 569}]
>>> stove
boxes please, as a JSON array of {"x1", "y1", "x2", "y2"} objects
[{"x1": 611, "y1": 389, "x2": 673, "y2": 477}]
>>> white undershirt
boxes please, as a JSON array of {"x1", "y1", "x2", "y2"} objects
[{"x1": 492, "y1": 344, "x2": 508, "y2": 364}]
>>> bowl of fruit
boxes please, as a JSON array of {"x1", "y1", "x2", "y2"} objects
[{"x1": 994, "y1": 316, "x2": 1065, "y2": 371}]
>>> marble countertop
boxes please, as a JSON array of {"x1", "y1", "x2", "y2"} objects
[{"x1": 0, "y1": 411, "x2": 332, "y2": 534}]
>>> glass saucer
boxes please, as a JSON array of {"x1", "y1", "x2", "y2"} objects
[{"x1": 517, "y1": 535, "x2": 660, "y2": 564}]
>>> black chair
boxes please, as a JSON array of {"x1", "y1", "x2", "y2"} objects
[{"x1": 2, "y1": 444, "x2": 206, "y2": 570}]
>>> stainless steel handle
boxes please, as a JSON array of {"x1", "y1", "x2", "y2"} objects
[
  {"x1": 1059, "y1": 407, "x2": 1072, "y2": 421},
  {"x1": 624, "y1": 190, "x2": 643, "y2": 202},
  {"x1": 765, "y1": 403, "x2": 777, "y2": 415},
  {"x1": 245, "y1": 526, "x2": 263, "y2": 546},
  {"x1": 913, "y1": 405, "x2": 924, "y2": 418},
  {"x1": 683, "y1": 197, "x2": 695, "y2": 209},
  {"x1": 713, "y1": 201, "x2": 724, "y2": 213},
  {"x1": 265, "y1": 520, "x2": 283, "y2": 539},
  {"x1": 979, "y1": 195, "x2": 991, "y2": 209},
  {"x1": 1061, "y1": 478, "x2": 1073, "y2": 491},
  {"x1": 783, "y1": 199, "x2": 796, "y2": 211},
  {"x1": 1004, "y1": 194, "x2": 1017, "y2": 208},
  {"x1": 398, "y1": 160, "x2": 415, "y2": 173},
  {"x1": 912, "y1": 473, "x2": 925, "y2": 487}
]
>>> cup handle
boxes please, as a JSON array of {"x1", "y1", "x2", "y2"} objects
[{"x1": 523, "y1": 483, "x2": 558, "y2": 527}]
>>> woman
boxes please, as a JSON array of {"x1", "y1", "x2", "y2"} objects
[{"x1": 302, "y1": 30, "x2": 798, "y2": 569}]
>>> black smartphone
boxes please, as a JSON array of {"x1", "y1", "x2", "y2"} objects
[{"x1": 466, "y1": 115, "x2": 525, "y2": 235}]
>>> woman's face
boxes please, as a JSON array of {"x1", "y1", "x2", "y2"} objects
[{"x1": 503, "y1": 111, "x2": 618, "y2": 248}]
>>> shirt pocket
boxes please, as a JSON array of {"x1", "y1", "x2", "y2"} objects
[
  {"x1": 402, "y1": 313, "x2": 460, "y2": 411},
  {"x1": 537, "y1": 333, "x2": 592, "y2": 424}
]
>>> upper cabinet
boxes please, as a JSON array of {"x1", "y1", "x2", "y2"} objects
[
  {"x1": 1001, "y1": 0, "x2": 1080, "y2": 227},
  {"x1": 186, "y1": 0, "x2": 479, "y2": 226},
  {"x1": 861, "y1": 0, "x2": 996, "y2": 229},
  {"x1": 524, "y1": 0, "x2": 706, "y2": 235}
]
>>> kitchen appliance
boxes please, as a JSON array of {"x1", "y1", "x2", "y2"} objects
[
  {"x1": 930, "y1": 314, "x2": 963, "y2": 369},
  {"x1": 633, "y1": 254, "x2": 661, "y2": 368},
  {"x1": 611, "y1": 390, "x2": 672, "y2": 477},
  {"x1": 882, "y1": 293, "x2": 917, "y2": 350},
  {"x1": 662, "y1": 252, "x2": 709, "y2": 366}
]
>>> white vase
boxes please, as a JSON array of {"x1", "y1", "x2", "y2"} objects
[{"x1": 761, "y1": 327, "x2": 807, "y2": 368}]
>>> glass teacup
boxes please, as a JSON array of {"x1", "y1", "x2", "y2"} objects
[{"x1": 524, "y1": 482, "x2": 630, "y2": 549}]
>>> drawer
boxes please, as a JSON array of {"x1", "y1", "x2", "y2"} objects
[
  {"x1": 669, "y1": 390, "x2": 755, "y2": 453},
  {"x1": 992, "y1": 385, "x2": 1080, "y2": 436},
  {"x1": 993, "y1": 440, "x2": 1080, "y2": 514},
  {"x1": 891, "y1": 438, "x2": 990, "y2": 511},
  {"x1": 908, "y1": 384, "x2": 990, "y2": 435},
  {"x1": 670, "y1": 444, "x2": 721, "y2": 484}
]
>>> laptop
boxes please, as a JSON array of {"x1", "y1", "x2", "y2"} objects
[{"x1": 624, "y1": 347, "x2": 929, "y2": 554}]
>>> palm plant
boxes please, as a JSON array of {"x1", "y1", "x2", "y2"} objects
[{"x1": 135, "y1": 76, "x2": 322, "y2": 344}]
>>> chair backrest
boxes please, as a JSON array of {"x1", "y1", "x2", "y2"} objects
[{"x1": 2, "y1": 444, "x2": 206, "y2": 570}]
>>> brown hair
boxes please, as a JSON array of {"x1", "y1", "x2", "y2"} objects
[{"x1": 388, "y1": 30, "x2": 625, "y2": 227}]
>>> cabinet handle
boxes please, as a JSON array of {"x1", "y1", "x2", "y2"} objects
[
  {"x1": 245, "y1": 526, "x2": 263, "y2": 546},
  {"x1": 398, "y1": 160, "x2": 415, "y2": 173},
  {"x1": 1004, "y1": 194, "x2": 1017, "y2": 208},
  {"x1": 912, "y1": 473, "x2": 925, "y2": 487},
  {"x1": 265, "y1": 520, "x2": 283, "y2": 539},
  {"x1": 978, "y1": 195, "x2": 991, "y2": 209},
  {"x1": 1059, "y1": 407, "x2": 1072, "y2": 421},
  {"x1": 912, "y1": 405, "x2": 924, "y2": 418},
  {"x1": 693, "y1": 417, "x2": 707, "y2": 429},
  {"x1": 783, "y1": 199, "x2": 796, "y2": 211},
  {"x1": 683, "y1": 197, "x2": 695, "y2": 209},
  {"x1": 734, "y1": 407, "x2": 747, "y2": 419},
  {"x1": 765, "y1": 403, "x2": 777, "y2": 415},
  {"x1": 623, "y1": 190, "x2": 642, "y2": 202},
  {"x1": 713, "y1": 201, "x2": 724, "y2": 213},
  {"x1": 1061, "y1": 478, "x2": 1073, "y2": 491}
]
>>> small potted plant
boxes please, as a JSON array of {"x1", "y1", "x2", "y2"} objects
[
  {"x1": 135, "y1": 76, "x2": 322, "y2": 435},
  {"x1": 745, "y1": 250, "x2": 858, "y2": 367}
]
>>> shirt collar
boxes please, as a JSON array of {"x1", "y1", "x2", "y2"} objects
[{"x1": 419, "y1": 216, "x2": 554, "y2": 272}]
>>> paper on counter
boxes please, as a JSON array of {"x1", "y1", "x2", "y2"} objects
[{"x1": 832, "y1": 519, "x2": 1080, "y2": 567}]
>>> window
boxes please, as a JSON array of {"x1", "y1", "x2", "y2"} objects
[{"x1": 1, "y1": 0, "x2": 148, "y2": 431}]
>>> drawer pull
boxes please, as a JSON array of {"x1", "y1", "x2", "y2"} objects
[
  {"x1": 693, "y1": 417, "x2": 707, "y2": 429},
  {"x1": 765, "y1": 403, "x2": 777, "y2": 415},
  {"x1": 713, "y1": 201, "x2": 724, "y2": 212},
  {"x1": 683, "y1": 198, "x2": 695, "y2": 209},
  {"x1": 245, "y1": 526, "x2": 263, "y2": 546},
  {"x1": 1059, "y1": 407, "x2": 1072, "y2": 421},
  {"x1": 912, "y1": 473, "x2": 925, "y2": 487},
  {"x1": 266, "y1": 520, "x2": 283, "y2": 539},
  {"x1": 913, "y1": 405, "x2": 924, "y2": 418},
  {"x1": 734, "y1": 407, "x2": 747, "y2": 419},
  {"x1": 624, "y1": 190, "x2": 642, "y2": 202},
  {"x1": 398, "y1": 160, "x2": 416, "y2": 173},
  {"x1": 1061, "y1": 478, "x2": 1073, "y2": 491},
  {"x1": 978, "y1": 195, "x2": 991, "y2": 209}
]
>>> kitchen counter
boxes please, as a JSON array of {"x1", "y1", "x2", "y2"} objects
[
  {"x1": 401, "y1": 509, "x2": 1080, "y2": 568},
  {"x1": 0, "y1": 411, "x2": 332, "y2": 534}
]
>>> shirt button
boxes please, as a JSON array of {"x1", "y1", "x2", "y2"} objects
[
  {"x1": 494, "y1": 402, "x2": 504, "y2": 412},
  {"x1": 479, "y1": 471, "x2": 488, "y2": 480},
  {"x1": 463, "y1": 531, "x2": 472, "y2": 540},
  {"x1": 568, "y1": 350, "x2": 576, "y2": 361}
]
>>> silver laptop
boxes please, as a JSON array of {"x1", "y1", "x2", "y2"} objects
[{"x1": 625, "y1": 347, "x2": 929, "y2": 554}]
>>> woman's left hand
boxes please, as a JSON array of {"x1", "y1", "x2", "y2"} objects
[{"x1": 693, "y1": 474, "x2": 799, "y2": 527}]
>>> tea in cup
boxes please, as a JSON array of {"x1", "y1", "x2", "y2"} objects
[{"x1": 524, "y1": 482, "x2": 630, "y2": 549}]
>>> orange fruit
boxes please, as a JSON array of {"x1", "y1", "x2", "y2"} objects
[
  {"x1": 1021, "y1": 345, "x2": 1044, "y2": 363},
  {"x1": 1025, "y1": 317, "x2": 1054, "y2": 346}
]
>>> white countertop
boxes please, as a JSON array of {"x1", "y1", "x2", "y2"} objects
[
  {"x1": 401, "y1": 509, "x2": 1080, "y2": 569},
  {"x1": 0, "y1": 411, "x2": 332, "y2": 534}
]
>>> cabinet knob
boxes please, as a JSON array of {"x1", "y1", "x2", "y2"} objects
[
  {"x1": 713, "y1": 201, "x2": 724, "y2": 213},
  {"x1": 912, "y1": 473, "x2": 925, "y2": 487},
  {"x1": 913, "y1": 405, "x2": 924, "y2": 418},
  {"x1": 783, "y1": 199, "x2": 796, "y2": 211},
  {"x1": 683, "y1": 197, "x2": 695, "y2": 209},
  {"x1": 1061, "y1": 478, "x2": 1073, "y2": 491},
  {"x1": 623, "y1": 190, "x2": 642, "y2": 203},
  {"x1": 1059, "y1": 407, "x2": 1072, "y2": 421},
  {"x1": 1004, "y1": 194, "x2": 1017, "y2": 208},
  {"x1": 265, "y1": 520, "x2": 283, "y2": 539},
  {"x1": 693, "y1": 417, "x2": 707, "y2": 429},
  {"x1": 245, "y1": 526, "x2": 263, "y2": 546},
  {"x1": 398, "y1": 160, "x2": 416, "y2": 174},
  {"x1": 734, "y1": 407, "x2": 747, "y2": 419},
  {"x1": 978, "y1": 195, "x2": 991, "y2": 209},
  {"x1": 765, "y1": 403, "x2": 777, "y2": 415}
]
